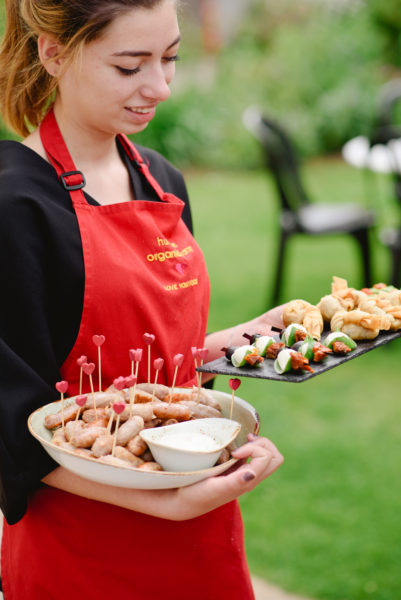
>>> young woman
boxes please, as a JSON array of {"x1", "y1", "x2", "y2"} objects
[{"x1": 0, "y1": 1, "x2": 284, "y2": 598}]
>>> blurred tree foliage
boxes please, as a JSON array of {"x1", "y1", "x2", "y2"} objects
[{"x1": 368, "y1": 0, "x2": 401, "y2": 68}]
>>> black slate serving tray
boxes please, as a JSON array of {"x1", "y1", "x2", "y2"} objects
[{"x1": 196, "y1": 329, "x2": 401, "y2": 383}]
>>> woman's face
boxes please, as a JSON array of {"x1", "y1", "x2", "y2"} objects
[{"x1": 55, "y1": 0, "x2": 180, "y2": 137}]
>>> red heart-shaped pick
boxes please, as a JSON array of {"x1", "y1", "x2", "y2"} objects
[
  {"x1": 77, "y1": 355, "x2": 87, "y2": 367},
  {"x1": 92, "y1": 334, "x2": 105, "y2": 347},
  {"x1": 143, "y1": 333, "x2": 155, "y2": 345},
  {"x1": 125, "y1": 375, "x2": 137, "y2": 388},
  {"x1": 55, "y1": 380, "x2": 68, "y2": 394},
  {"x1": 113, "y1": 401, "x2": 126, "y2": 415},
  {"x1": 191, "y1": 346, "x2": 199, "y2": 359},
  {"x1": 229, "y1": 378, "x2": 241, "y2": 391},
  {"x1": 173, "y1": 353, "x2": 184, "y2": 367},
  {"x1": 75, "y1": 395, "x2": 87, "y2": 408},
  {"x1": 154, "y1": 358, "x2": 164, "y2": 371},
  {"x1": 113, "y1": 376, "x2": 126, "y2": 391},
  {"x1": 197, "y1": 348, "x2": 209, "y2": 361},
  {"x1": 129, "y1": 348, "x2": 143, "y2": 362},
  {"x1": 82, "y1": 362, "x2": 95, "y2": 375}
]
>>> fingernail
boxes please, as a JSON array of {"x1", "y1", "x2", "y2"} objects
[{"x1": 242, "y1": 471, "x2": 256, "y2": 482}]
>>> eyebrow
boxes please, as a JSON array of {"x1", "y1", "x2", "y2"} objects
[{"x1": 111, "y1": 34, "x2": 181, "y2": 58}]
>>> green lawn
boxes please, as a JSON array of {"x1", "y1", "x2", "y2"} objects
[{"x1": 184, "y1": 159, "x2": 401, "y2": 600}]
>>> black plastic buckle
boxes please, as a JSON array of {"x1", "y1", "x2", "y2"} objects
[{"x1": 60, "y1": 170, "x2": 86, "y2": 191}]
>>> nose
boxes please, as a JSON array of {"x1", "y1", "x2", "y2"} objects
[{"x1": 140, "y1": 64, "x2": 172, "y2": 103}]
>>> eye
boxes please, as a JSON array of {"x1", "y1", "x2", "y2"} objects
[
  {"x1": 116, "y1": 66, "x2": 141, "y2": 77},
  {"x1": 163, "y1": 54, "x2": 180, "y2": 64}
]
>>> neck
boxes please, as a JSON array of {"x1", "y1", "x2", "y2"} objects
[{"x1": 52, "y1": 101, "x2": 120, "y2": 170}]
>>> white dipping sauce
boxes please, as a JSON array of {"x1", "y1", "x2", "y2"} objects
[{"x1": 160, "y1": 432, "x2": 220, "y2": 452}]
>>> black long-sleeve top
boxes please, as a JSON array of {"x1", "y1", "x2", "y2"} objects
[{"x1": 0, "y1": 139, "x2": 193, "y2": 524}]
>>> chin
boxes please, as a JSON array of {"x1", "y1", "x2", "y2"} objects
[{"x1": 121, "y1": 121, "x2": 150, "y2": 137}]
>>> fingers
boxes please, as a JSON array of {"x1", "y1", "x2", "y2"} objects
[
  {"x1": 231, "y1": 434, "x2": 282, "y2": 460},
  {"x1": 230, "y1": 435, "x2": 284, "y2": 482},
  {"x1": 262, "y1": 304, "x2": 285, "y2": 329},
  {"x1": 174, "y1": 436, "x2": 284, "y2": 518}
]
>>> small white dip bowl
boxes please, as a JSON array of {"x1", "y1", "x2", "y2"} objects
[{"x1": 139, "y1": 418, "x2": 241, "y2": 472}]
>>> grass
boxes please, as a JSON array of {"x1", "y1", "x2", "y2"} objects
[{"x1": 184, "y1": 158, "x2": 401, "y2": 600}]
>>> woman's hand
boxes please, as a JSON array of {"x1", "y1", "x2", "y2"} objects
[
  {"x1": 202, "y1": 304, "x2": 286, "y2": 365},
  {"x1": 170, "y1": 434, "x2": 284, "y2": 520},
  {"x1": 240, "y1": 304, "x2": 286, "y2": 339}
]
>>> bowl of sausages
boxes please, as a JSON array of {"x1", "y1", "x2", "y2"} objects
[{"x1": 28, "y1": 384, "x2": 260, "y2": 489}]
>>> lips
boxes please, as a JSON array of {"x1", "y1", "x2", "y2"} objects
[
  {"x1": 124, "y1": 105, "x2": 156, "y2": 125},
  {"x1": 126, "y1": 105, "x2": 156, "y2": 114},
  {"x1": 132, "y1": 107, "x2": 154, "y2": 114}
]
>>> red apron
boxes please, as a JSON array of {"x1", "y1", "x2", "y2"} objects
[{"x1": 1, "y1": 109, "x2": 255, "y2": 600}]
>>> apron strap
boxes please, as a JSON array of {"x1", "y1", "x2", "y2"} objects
[
  {"x1": 39, "y1": 107, "x2": 172, "y2": 205},
  {"x1": 39, "y1": 108, "x2": 86, "y2": 206},
  {"x1": 117, "y1": 134, "x2": 171, "y2": 202}
]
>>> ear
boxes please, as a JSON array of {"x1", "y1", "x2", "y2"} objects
[{"x1": 38, "y1": 35, "x2": 66, "y2": 77}]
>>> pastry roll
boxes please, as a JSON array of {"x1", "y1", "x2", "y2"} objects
[
  {"x1": 317, "y1": 294, "x2": 346, "y2": 322},
  {"x1": 302, "y1": 306, "x2": 324, "y2": 340},
  {"x1": 372, "y1": 301, "x2": 401, "y2": 330},
  {"x1": 330, "y1": 309, "x2": 388, "y2": 340},
  {"x1": 378, "y1": 289, "x2": 401, "y2": 306},
  {"x1": 331, "y1": 276, "x2": 348, "y2": 294},
  {"x1": 282, "y1": 300, "x2": 323, "y2": 340},
  {"x1": 282, "y1": 299, "x2": 314, "y2": 327},
  {"x1": 384, "y1": 305, "x2": 401, "y2": 330},
  {"x1": 328, "y1": 276, "x2": 367, "y2": 311}
]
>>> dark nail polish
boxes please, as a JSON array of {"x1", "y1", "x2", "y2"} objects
[{"x1": 243, "y1": 471, "x2": 256, "y2": 482}]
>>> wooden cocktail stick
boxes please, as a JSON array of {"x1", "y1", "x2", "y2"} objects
[
  {"x1": 152, "y1": 358, "x2": 164, "y2": 401},
  {"x1": 125, "y1": 374, "x2": 137, "y2": 417},
  {"x1": 143, "y1": 333, "x2": 155, "y2": 383},
  {"x1": 196, "y1": 347, "x2": 209, "y2": 399},
  {"x1": 92, "y1": 334, "x2": 106, "y2": 391},
  {"x1": 129, "y1": 348, "x2": 143, "y2": 377},
  {"x1": 169, "y1": 353, "x2": 184, "y2": 404},
  {"x1": 111, "y1": 401, "x2": 126, "y2": 456},
  {"x1": 55, "y1": 380, "x2": 69, "y2": 432},
  {"x1": 82, "y1": 362, "x2": 96, "y2": 416},
  {"x1": 228, "y1": 378, "x2": 241, "y2": 420},
  {"x1": 76, "y1": 355, "x2": 87, "y2": 395}
]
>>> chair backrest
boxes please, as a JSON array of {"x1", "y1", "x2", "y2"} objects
[
  {"x1": 243, "y1": 107, "x2": 310, "y2": 213},
  {"x1": 370, "y1": 79, "x2": 401, "y2": 194},
  {"x1": 370, "y1": 78, "x2": 401, "y2": 145}
]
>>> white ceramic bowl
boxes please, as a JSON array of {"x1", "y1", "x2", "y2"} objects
[
  {"x1": 139, "y1": 418, "x2": 241, "y2": 472},
  {"x1": 28, "y1": 389, "x2": 260, "y2": 489}
]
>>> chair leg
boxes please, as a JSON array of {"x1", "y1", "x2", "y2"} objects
[
  {"x1": 352, "y1": 228, "x2": 372, "y2": 288},
  {"x1": 389, "y1": 246, "x2": 401, "y2": 287},
  {"x1": 270, "y1": 228, "x2": 288, "y2": 308}
]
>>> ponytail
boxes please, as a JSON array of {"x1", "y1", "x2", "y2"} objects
[{"x1": 0, "y1": 1, "x2": 55, "y2": 137}]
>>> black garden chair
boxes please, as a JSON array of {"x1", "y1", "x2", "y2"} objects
[{"x1": 242, "y1": 107, "x2": 376, "y2": 307}]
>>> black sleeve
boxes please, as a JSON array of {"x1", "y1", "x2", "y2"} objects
[{"x1": 0, "y1": 193, "x2": 61, "y2": 524}]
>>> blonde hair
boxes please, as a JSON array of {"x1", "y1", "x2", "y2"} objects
[{"x1": 0, "y1": 0, "x2": 171, "y2": 137}]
